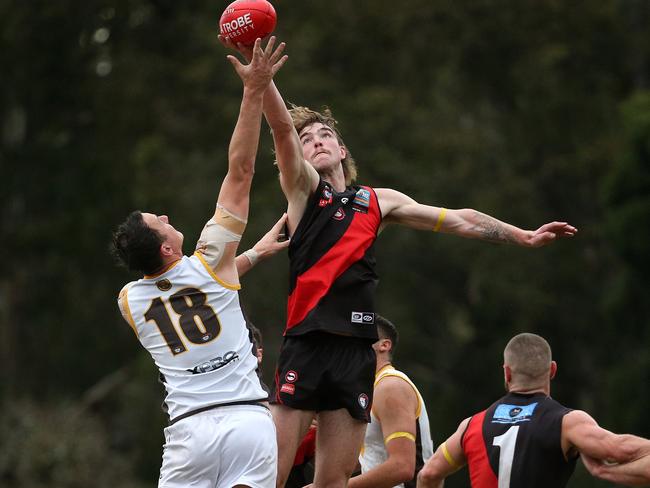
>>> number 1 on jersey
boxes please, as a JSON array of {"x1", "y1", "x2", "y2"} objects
[{"x1": 493, "y1": 425, "x2": 519, "y2": 488}]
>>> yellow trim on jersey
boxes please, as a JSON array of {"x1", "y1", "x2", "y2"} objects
[
  {"x1": 433, "y1": 208, "x2": 447, "y2": 232},
  {"x1": 375, "y1": 367, "x2": 423, "y2": 418},
  {"x1": 441, "y1": 441, "x2": 461, "y2": 469},
  {"x1": 385, "y1": 431, "x2": 416, "y2": 444},
  {"x1": 194, "y1": 252, "x2": 241, "y2": 291},
  {"x1": 143, "y1": 259, "x2": 182, "y2": 279},
  {"x1": 118, "y1": 286, "x2": 139, "y2": 338},
  {"x1": 214, "y1": 206, "x2": 246, "y2": 235}
]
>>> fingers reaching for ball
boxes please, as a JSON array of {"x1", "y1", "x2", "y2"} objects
[{"x1": 226, "y1": 36, "x2": 287, "y2": 91}]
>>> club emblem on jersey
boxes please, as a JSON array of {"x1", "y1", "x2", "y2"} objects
[
  {"x1": 333, "y1": 208, "x2": 346, "y2": 221},
  {"x1": 156, "y1": 279, "x2": 172, "y2": 291},
  {"x1": 352, "y1": 188, "x2": 370, "y2": 213},
  {"x1": 358, "y1": 393, "x2": 369, "y2": 409},
  {"x1": 319, "y1": 187, "x2": 333, "y2": 207},
  {"x1": 492, "y1": 402, "x2": 539, "y2": 424},
  {"x1": 285, "y1": 370, "x2": 298, "y2": 383}
]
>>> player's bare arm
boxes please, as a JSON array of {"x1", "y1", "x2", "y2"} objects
[
  {"x1": 562, "y1": 410, "x2": 650, "y2": 467},
  {"x1": 235, "y1": 213, "x2": 289, "y2": 277},
  {"x1": 219, "y1": 37, "x2": 287, "y2": 218},
  {"x1": 377, "y1": 187, "x2": 577, "y2": 246},
  {"x1": 417, "y1": 418, "x2": 469, "y2": 488},
  {"x1": 219, "y1": 35, "x2": 317, "y2": 232},
  {"x1": 204, "y1": 38, "x2": 286, "y2": 285},
  {"x1": 582, "y1": 452, "x2": 650, "y2": 486},
  {"x1": 349, "y1": 376, "x2": 419, "y2": 488}
]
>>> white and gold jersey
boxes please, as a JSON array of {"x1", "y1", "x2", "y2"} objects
[
  {"x1": 117, "y1": 217, "x2": 266, "y2": 423},
  {"x1": 359, "y1": 365, "x2": 434, "y2": 488}
]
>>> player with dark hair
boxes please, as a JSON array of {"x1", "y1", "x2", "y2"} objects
[
  {"x1": 350, "y1": 315, "x2": 434, "y2": 488},
  {"x1": 221, "y1": 38, "x2": 577, "y2": 488},
  {"x1": 111, "y1": 38, "x2": 286, "y2": 488},
  {"x1": 416, "y1": 333, "x2": 650, "y2": 488}
]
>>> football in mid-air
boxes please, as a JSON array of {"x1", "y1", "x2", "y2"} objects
[{"x1": 219, "y1": 0, "x2": 277, "y2": 46}]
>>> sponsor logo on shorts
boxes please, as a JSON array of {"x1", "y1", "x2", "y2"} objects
[
  {"x1": 358, "y1": 393, "x2": 369, "y2": 409},
  {"x1": 285, "y1": 370, "x2": 298, "y2": 383},
  {"x1": 341, "y1": 197, "x2": 349, "y2": 204},
  {"x1": 156, "y1": 279, "x2": 172, "y2": 291},
  {"x1": 280, "y1": 383, "x2": 295, "y2": 395},
  {"x1": 351, "y1": 312, "x2": 375, "y2": 324}
]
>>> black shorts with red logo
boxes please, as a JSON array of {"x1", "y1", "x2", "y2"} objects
[{"x1": 270, "y1": 331, "x2": 376, "y2": 422}]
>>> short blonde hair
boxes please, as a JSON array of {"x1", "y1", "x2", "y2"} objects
[
  {"x1": 289, "y1": 105, "x2": 358, "y2": 185},
  {"x1": 504, "y1": 333, "x2": 552, "y2": 382}
]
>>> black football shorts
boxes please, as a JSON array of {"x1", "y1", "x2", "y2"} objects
[{"x1": 271, "y1": 331, "x2": 375, "y2": 422}]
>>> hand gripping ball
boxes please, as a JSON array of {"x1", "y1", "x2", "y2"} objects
[{"x1": 219, "y1": 0, "x2": 277, "y2": 46}]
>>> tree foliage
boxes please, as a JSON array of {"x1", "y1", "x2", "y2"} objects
[{"x1": 2, "y1": 1, "x2": 649, "y2": 486}]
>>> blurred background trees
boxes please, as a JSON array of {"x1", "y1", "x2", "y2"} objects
[{"x1": 1, "y1": 0, "x2": 649, "y2": 486}]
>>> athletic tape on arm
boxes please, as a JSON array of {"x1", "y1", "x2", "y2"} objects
[
  {"x1": 433, "y1": 208, "x2": 447, "y2": 232},
  {"x1": 385, "y1": 431, "x2": 416, "y2": 444}
]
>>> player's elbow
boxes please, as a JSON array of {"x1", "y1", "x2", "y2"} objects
[
  {"x1": 392, "y1": 458, "x2": 416, "y2": 484},
  {"x1": 417, "y1": 464, "x2": 443, "y2": 487}
]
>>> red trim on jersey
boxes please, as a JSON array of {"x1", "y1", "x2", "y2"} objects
[
  {"x1": 463, "y1": 410, "x2": 498, "y2": 488},
  {"x1": 285, "y1": 187, "x2": 380, "y2": 332}
]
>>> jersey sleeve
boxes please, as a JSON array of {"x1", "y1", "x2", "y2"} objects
[{"x1": 117, "y1": 283, "x2": 138, "y2": 337}]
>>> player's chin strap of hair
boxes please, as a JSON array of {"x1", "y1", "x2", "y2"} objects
[
  {"x1": 384, "y1": 431, "x2": 416, "y2": 444},
  {"x1": 441, "y1": 441, "x2": 461, "y2": 469}
]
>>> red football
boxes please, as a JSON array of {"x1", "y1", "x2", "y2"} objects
[{"x1": 219, "y1": 0, "x2": 277, "y2": 46}]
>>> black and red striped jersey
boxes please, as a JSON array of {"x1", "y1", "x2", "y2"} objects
[
  {"x1": 461, "y1": 392, "x2": 577, "y2": 488},
  {"x1": 285, "y1": 179, "x2": 382, "y2": 339}
]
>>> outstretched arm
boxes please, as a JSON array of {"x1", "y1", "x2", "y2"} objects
[
  {"x1": 219, "y1": 36, "x2": 318, "y2": 234},
  {"x1": 377, "y1": 188, "x2": 577, "y2": 247},
  {"x1": 417, "y1": 418, "x2": 469, "y2": 488},
  {"x1": 563, "y1": 410, "x2": 650, "y2": 485},
  {"x1": 199, "y1": 38, "x2": 287, "y2": 285},
  {"x1": 236, "y1": 213, "x2": 290, "y2": 277},
  {"x1": 582, "y1": 453, "x2": 650, "y2": 486}
]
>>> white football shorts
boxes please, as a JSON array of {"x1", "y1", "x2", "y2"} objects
[{"x1": 159, "y1": 404, "x2": 277, "y2": 488}]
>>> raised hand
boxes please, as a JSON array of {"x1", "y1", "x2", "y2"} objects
[
  {"x1": 225, "y1": 36, "x2": 286, "y2": 92},
  {"x1": 525, "y1": 221, "x2": 578, "y2": 247}
]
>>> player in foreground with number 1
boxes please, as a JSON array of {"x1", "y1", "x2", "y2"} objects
[
  {"x1": 417, "y1": 333, "x2": 650, "y2": 488},
  {"x1": 110, "y1": 38, "x2": 287, "y2": 488}
]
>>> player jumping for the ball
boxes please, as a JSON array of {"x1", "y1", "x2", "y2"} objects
[{"x1": 221, "y1": 36, "x2": 577, "y2": 488}]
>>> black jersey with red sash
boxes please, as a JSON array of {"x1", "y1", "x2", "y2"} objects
[
  {"x1": 286, "y1": 179, "x2": 381, "y2": 340},
  {"x1": 461, "y1": 392, "x2": 576, "y2": 488}
]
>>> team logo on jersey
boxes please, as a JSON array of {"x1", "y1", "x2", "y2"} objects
[
  {"x1": 352, "y1": 188, "x2": 370, "y2": 213},
  {"x1": 285, "y1": 370, "x2": 298, "y2": 383},
  {"x1": 319, "y1": 187, "x2": 333, "y2": 207},
  {"x1": 351, "y1": 312, "x2": 375, "y2": 324},
  {"x1": 333, "y1": 208, "x2": 346, "y2": 221},
  {"x1": 281, "y1": 383, "x2": 295, "y2": 395},
  {"x1": 156, "y1": 279, "x2": 172, "y2": 291},
  {"x1": 492, "y1": 402, "x2": 539, "y2": 424},
  {"x1": 358, "y1": 393, "x2": 369, "y2": 409}
]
